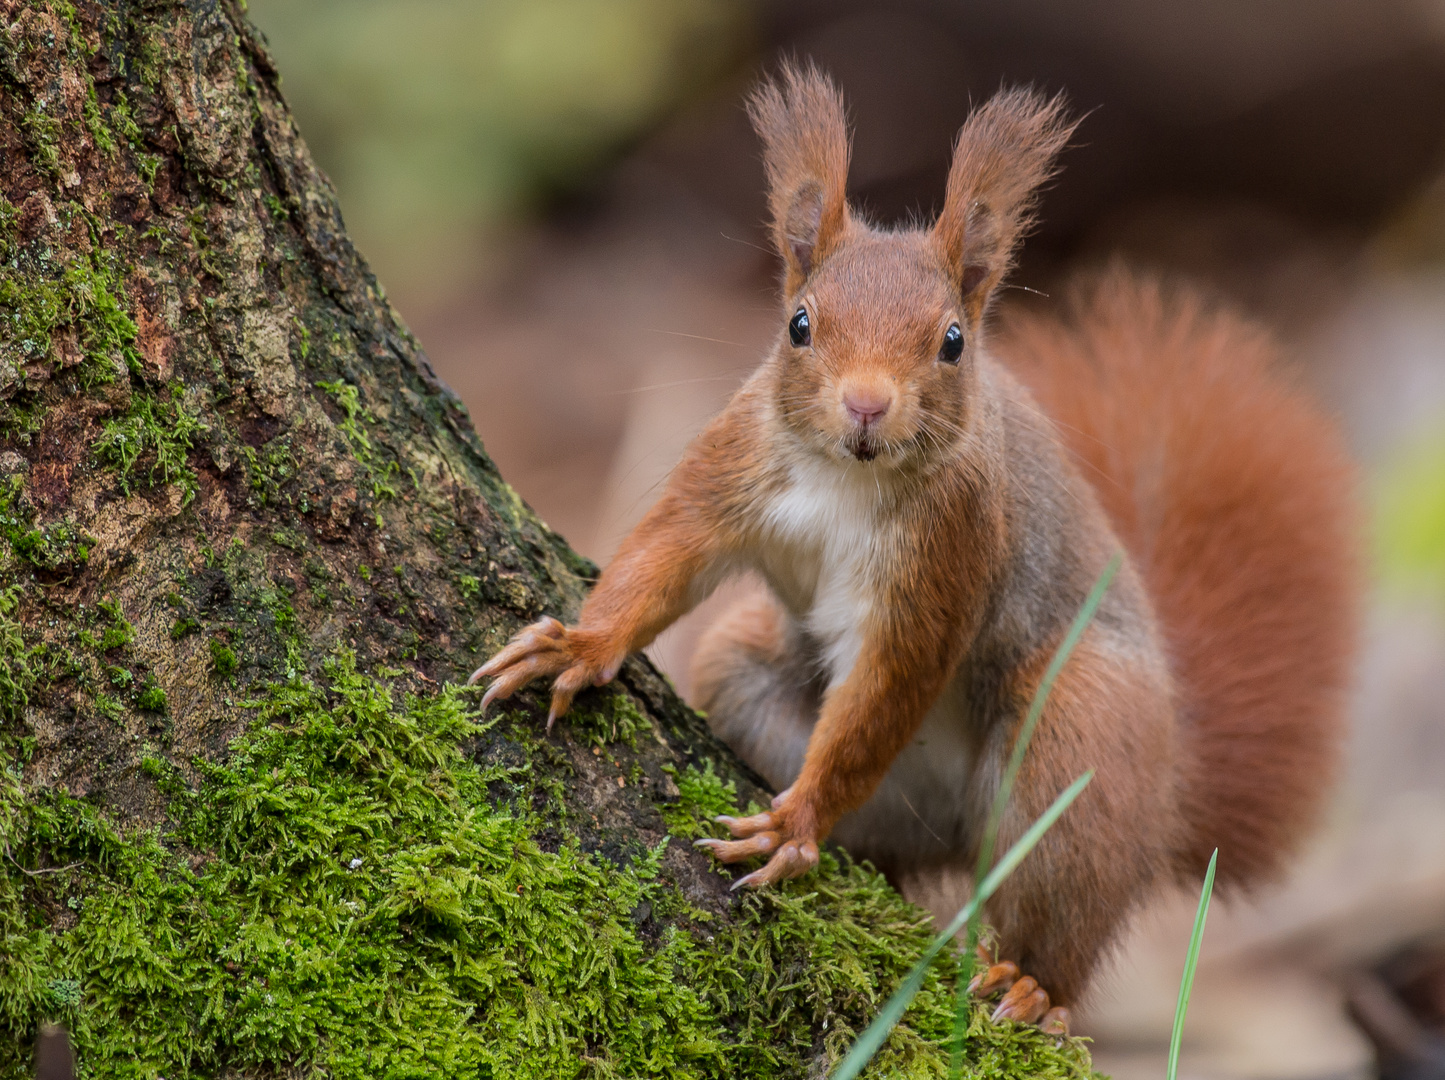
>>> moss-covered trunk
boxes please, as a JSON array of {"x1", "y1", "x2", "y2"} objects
[{"x1": 0, "y1": 3, "x2": 1098, "y2": 1077}]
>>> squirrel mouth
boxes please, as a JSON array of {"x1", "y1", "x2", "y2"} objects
[{"x1": 849, "y1": 437, "x2": 878, "y2": 462}]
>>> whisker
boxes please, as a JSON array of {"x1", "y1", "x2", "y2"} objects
[
  {"x1": 719, "y1": 231, "x2": 775, "y2": 256},
  {"x1": 614, "y1": 374, "x2": 748, "y2": 396},
  {"x1": 893, "y1": 782, "x2": 949, "y2": 849},
  {"x1": 644, "y1": 328, "x2": 756, "y2": 350}
]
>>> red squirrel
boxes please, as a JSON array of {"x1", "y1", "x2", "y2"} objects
[{"x1": 471, "y1": 64, "x2": 1361, "y2": 1031}]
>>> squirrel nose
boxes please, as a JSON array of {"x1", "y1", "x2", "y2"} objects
[{"x1": 844, "y1": 389, "x2": 892, "y2": 427}]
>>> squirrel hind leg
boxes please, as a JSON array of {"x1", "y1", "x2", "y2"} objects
[
  {"x1": 979, "y1": 638, "x2": 1179, "y2": 1010},
  {"x1": 689, "y1": 584, "x2": 822, "y2": 794}
]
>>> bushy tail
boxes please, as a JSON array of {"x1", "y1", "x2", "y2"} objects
[{"x1": 998, "y1": 267, "x2": 1362, "y2": 888}]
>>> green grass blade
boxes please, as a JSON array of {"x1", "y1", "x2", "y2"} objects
[
  {"x1": 949, "y1": 966, "x2": 971, "y2": 1078},
  {"x1": 1166, "y1": 848, "x2": 1218, "y2": 1080},
  {"x1": 830, "y1": 771, "x2": 1094, "y2": 1080}
]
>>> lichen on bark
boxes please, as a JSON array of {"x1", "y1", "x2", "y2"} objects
[{"x1": 0, "y1": 3, "x2": 1101, "y2": 1077}]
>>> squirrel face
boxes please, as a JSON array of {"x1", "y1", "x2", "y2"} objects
[
  {"x1": 749, "y1": 66, "x2": 1076, "y2": 472},
  {"x1": 772, "y1": 230, "x2": 974, "y2": 469}
]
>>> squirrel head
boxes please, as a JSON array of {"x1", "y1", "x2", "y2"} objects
[{"x1": 749, "y1": 63, "x2": 1076, "y2": 468}]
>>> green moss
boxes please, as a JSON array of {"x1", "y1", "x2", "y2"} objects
[
  {"x1": 11, "y1": 520, "x2": 91, "y2": 575},
  {"x1": 93, "y1": 387, "x2": 208, "y2": 505},
  {"x1": 135, "y1": 681, "x2": 167, "y2": 714},
  {"x1": 108, "y1": 90, "x2": 142, "y2": 148},
  {"x1": 0, "y1": 587, "x2": 36, "y2": 726},
  {"x1": 238, "y1": 436, "x2": 299, "y2": 508},
  {"x1": 269, "y1": 527, "x2": 305, "y2": 552},
  {"x1": 170, "y1": 616, "x2": 201, "y2": 640},
  {"x1": 569, "y1": 689, "x2": 647, "y2": 748},
  {"x1": 0, "y1": 655, "x2": 720, "y2": 1077},
  {"x1": 292, "y1": 317, "x2": 310, "y2": 362},
  {"x1": 0, "y1": 230, "x2": 141, "y2": 395},
  {"x1": 456, "y1": 573, "x2": 481, "y2": 600},
  {"x1": 659, "y1": 761, "x2": 738, "y2": 840},
  {"x1": 0, "y1": 197, "x2": 16, "y2": 264},
  {"x1": 92, "y1": 691, "x2": 123, "y2": 723},
  {"x1": 83, "y1": 86, "x2": 115, "y2": 158},
  {"x1": 21, "y1": 106, "x2": 62, "y2": 177},
  {"x1": 94, "y1": 600, "x2": 133, "y2": 653},
  {"x1": 0, "y1": 651, "x2": 1099, "y2": 1079},
  {"x1": 209, "y1": 639, "x2": 238, "y2": 681},
  {"x1": 0, "y1": 476, "x2": 86, "y2": 577},
  {"x1": 316, "y1": 379, "x2": 401, "y2": 515}
]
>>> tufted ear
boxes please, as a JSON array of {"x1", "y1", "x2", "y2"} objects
[
  {"x1": 933, "y1": 88, "x2": 1076, "y2": 323},
  {"x1": 748, "y1": 62, "x2": 852, "y2": 296}
]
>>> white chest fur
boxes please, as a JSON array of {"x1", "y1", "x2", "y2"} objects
[{"x1": 754, "y1": 460, "x2": 890, "y2": 686}]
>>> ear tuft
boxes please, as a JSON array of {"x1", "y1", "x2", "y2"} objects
[
  {"x1": 749, "y1": 61, "x2": 852, "y2": 293},
  {"x1": 934, "y1": 88, "x2": 1077, "y2": 315}
]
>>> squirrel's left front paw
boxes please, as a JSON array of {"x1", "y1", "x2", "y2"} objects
[{"x1": 693, "y1": 791, "x2": 821, "y2": 889}]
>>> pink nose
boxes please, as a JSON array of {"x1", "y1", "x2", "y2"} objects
[{"x1": 844, "y1": 389, "x2": 891, "y2": 426}]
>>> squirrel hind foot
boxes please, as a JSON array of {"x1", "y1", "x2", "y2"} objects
[
  {"x1": 991, "y1": 975, "x2": 1051, "y2": 1024},
  {"x1": 970, "y1": 957, "x2": 1072, "y2": 1035}
]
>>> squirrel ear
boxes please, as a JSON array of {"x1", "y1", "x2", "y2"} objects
[
  {"x1": 749, "y1": 62, "x2": 851, "y2": 295},
  {"x1": 934, "y1": 88, "x2": 1076, "y2": 321}
]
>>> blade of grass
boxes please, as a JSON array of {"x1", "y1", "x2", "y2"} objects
[
  {"x1": 1166, "y1": 848, "x2": 1217, "y2": 1080},
  {"x1": 952, "y1": 552, "x2": 1123, "y2": 1075},
  {"x1": 830, "y1": 770, "x2": 1094, "y2": 1080}
]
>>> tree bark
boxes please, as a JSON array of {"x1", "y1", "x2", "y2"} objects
[{"x1": 0, "y1": 4, "x2": 1098, "y2": 1078}]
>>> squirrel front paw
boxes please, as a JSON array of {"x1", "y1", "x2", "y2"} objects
[
  {"x1": 468, "y1": 616, "x2": 626, "y2": 730},
  {"x1": 693, "y1": 787, "x2": 822, "y2": 889}
]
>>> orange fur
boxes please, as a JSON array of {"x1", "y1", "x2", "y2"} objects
[
  {"x1": 996, "y1": 269, "x2": 1363, "y2": 888},
  {"x1": 473, "y1": 64, "x2": 1362, "y2": 1010}
]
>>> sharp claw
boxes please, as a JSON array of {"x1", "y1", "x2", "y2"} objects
[
  {"x1": 480, "y1": 682, "x2": 503, "y2": 712},
  {"x1": 714, "y1": 811, "x2": 776, "y2": 838},
  {"x1": 467, "y1": 667, "x2": 485, "y2": 686},
  {"x1": 992, "y1": 977, "x2": 1049, "y2": 1024},
  {"x1": 1040, "y1": 1007, "x2": 1071, "y2": 1036},
  {"x1": 693, "y1": 829, "x2": 782, "y2": 864},
  {"x1": 545, "y1": 706, "x2": 559, "y2": 733},
  {"x1": 730, "y1": 868, "x2": 765, "y2": 891},
  {"x1": 969, "y1": 960, "x2": 1020, "y2": 997}
]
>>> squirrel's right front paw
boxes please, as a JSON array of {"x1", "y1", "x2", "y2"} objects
[{"x1": 468, "y1": 617, "x2": 625, "y2": 730}]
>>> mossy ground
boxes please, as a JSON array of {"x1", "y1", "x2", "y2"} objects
[{"x1": 0, "y1": 652, "x2": 1099, "y2": 1079}]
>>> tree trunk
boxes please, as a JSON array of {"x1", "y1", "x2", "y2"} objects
[{"x1": 0, "y1": 3, "x2": 1097, "y2": 1077}]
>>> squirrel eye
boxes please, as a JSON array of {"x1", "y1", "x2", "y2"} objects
[
  {"x1": 938, "y1": 323, "x2": 964, "y2": 364},
  {"x1": 788, "y1": 307, "x2": 811, "y2": 348}
]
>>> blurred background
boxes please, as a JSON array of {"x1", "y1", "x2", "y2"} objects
[{"x1": 247, "y1": 2, "x2": 1445, "y2": 1076}]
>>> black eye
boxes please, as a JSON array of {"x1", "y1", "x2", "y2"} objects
[
  {"x1": 788, "y1": 307, "x2": 811, "y2": 348},
  {"x1": 938, "y1": 323, "x2": 963, "y2": 364}
]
